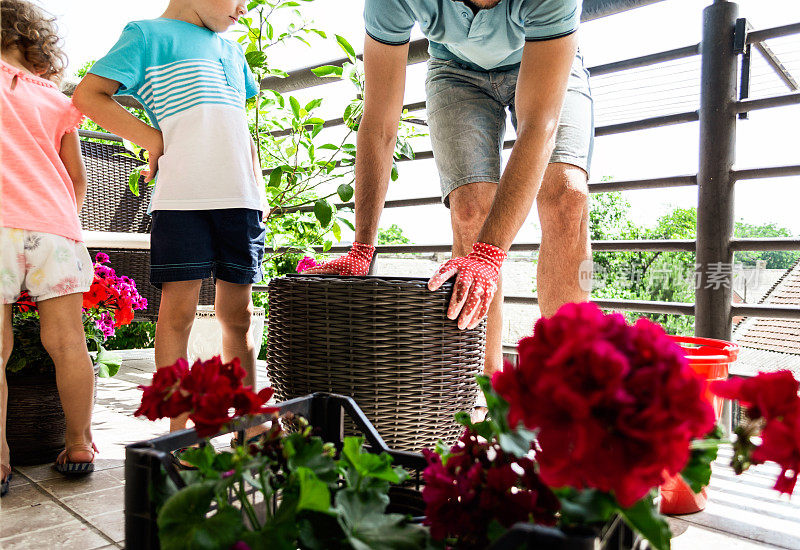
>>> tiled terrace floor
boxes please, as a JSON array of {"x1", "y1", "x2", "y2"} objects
[{"x1": 1, "y1": 349, "x2": 798, "y2": 549}]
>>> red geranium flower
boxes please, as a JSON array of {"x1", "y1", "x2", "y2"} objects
[
  {"x1": 712, "y1": 370, "x2": 800, "y2": 495},
  {"x1": 492, "y1": 302, "x2": 714, "y2": 508},
  {"x1": 422, "y1": 429, "x2": 559, "y2": 548},
  {"x1": 135, "y1": 356, "x2": 278, "y2": 438}
]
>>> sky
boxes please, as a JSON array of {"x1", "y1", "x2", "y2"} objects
[{"x1": 39, "y1": 0, "x2": 800, "y2": 245}]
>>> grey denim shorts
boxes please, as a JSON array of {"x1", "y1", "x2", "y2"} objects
[{"x1": 425, "y1": 51, "x2": 594, "y2": 206}]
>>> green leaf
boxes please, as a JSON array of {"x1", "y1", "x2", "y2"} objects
[
  {"x1": 269, "y1": 166, "x2": 283, "y2": 187},
  {"x1": 554, "y1": 488, "x2": 617, "y2": 526},
  {"x1": 296, "y1": 467, "x2": 331, "y2": 512},
  {"x1": 323, "y1": 240, "x2": 332, "y2": 252},
  {"x1": 311, "y1": 65, "x2": 343, "y2": 78},
  {"x1": 618, "y1": 493, "x2": 672, "y2": 550},
  {"x1": 305, "y1": 99, "x2": 323, "y2": 111},
  {"x1": 335, "y1": 35, "x2": 356, "y2": 61},
  {"x1": 157, "y1": 482, "x2": 242, "y2": 550},
  {"x1": 337, "y1": 217, "x2": 355, "y2": 231},
  {"x1": 95, "y1": 348, "x2": 122, "y2": 378},
  {"x1": 336, "y1": 489, "x2": 430, "y2": 550},
  {"x1": 681, "y1": 425, "x2": 723, "y2": 492},
  {"x1": 289, "y1": 96, "x2": 301, "y2": 119},
  {"x1": 313, "y1": 199, "x2": 333, "y2": 227},
  {"x1": 337, "y1": 184, "x2": 354, "y2": 203},
  {"x1": 341, "y1": 437, "x2": 401, "y2": 484},
  {"x1": 318, "y1": 143, "x2": 339, "y2": 151},
  {"x1": 390, "y1": 164, "x2": 399, "y2": 182},
  {"x1": 128, "y1": 169, "x2": 141, "y2": 196}
]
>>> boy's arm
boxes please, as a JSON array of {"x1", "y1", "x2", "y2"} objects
[
  {"x1": 73, "y1": 74, "x2": 163, "y2": 182},
  {"x1": 59, "y1": 131, "x2": 88, "y2": 211}
]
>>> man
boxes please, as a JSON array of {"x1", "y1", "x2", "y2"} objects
[{"x1": 306, "y1": 0, "x2": 594, "y2": 376}]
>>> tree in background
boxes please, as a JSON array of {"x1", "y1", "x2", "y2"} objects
[
  {"x1": 734, "y1": 221, "x2": 800, "y2": 269},
  {"x1": 377, "y1": 224, "x2": 412, "y2": 245},
  {"x1": 589, "y1": 193, "x2": 799, "y2": 336}
]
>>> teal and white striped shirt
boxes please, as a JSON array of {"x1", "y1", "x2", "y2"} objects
[{"x1": 90, "y1": 18, "x2": 263, "y2": 213}]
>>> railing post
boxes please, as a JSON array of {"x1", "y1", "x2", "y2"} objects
[{"x1": 695, "y1": 0, "x2": 739, "y2": 341}]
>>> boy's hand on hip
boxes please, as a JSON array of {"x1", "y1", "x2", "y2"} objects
[
  {"x1": 143, "y1": 132, "x2": 164, "y2": 183},
  {"x1": 302, "y1": 242, "x2": 375, "y2": 276},
  {"x1": 428, "y1": 242, "x2": 506, "y2": 330}
]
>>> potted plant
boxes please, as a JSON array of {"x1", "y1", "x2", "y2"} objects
[
  {"x1": 132, "y1": 356, "x2": 431, "y2": 550},
  {"x1": 6, "y1": 252, "x2": 147, "y2": 464}
]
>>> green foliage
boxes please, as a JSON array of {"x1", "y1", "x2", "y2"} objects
[
  {"x1": 159, "y1": 418, "x2": 430, "y2": 549},
  {"x1": 681, "y1": 425, "x2": 723, "y2": 493},
  {"x1": 103, "y1": 321, "x2": 156, "y2": 350},
  {"x1": 377, "y1": 224, "x2": 412, "y2": 245},
  {"x1": 734, "y1": 220, "x2": 800, "y2": 269}
]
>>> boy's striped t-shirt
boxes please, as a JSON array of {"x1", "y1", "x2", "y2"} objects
[{"x1": 90, "y1": 18, "x2": 263, "y2": 213}]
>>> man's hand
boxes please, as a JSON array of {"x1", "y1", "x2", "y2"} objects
[
  {"x1": 302, "y1": 242, "x2": 376, "y2": 276},
  {"x1": 428, "y1": 242, "x2": 506, "y2": 330}
]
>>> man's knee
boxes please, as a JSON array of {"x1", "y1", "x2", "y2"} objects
[
  {"x1": 538, "y1": 164, "x2": 589, "y2": 227},
  {"x1": 217, "y1": 302, "x2": 253, "y2": 335},
  {"x1": 449, "y1": 182, "x2": 496, "y2": 238}
]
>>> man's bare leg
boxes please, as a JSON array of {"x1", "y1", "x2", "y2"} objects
[
  {"x1": 536, "y1": 163, "x2": 591, "y2": 318},
  {"x1": 154, "y1": 280, "x2": 202, "y2": 432},
  {"x1": 448, "y1": 181, "x2": 504, "y2": 377}
]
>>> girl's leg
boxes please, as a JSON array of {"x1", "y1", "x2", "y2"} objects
[
  {"x1": 1, "y1": 304, "x2": 13, "y2": 478},
  {"x1": 37, "y1": 294, "x2": 94, "y2": 462},
  {"x1": 154, "y1": 280, "x2": 202, "y2": 432},
  {"x1": 215, "y1": 280, "x2": 262, "y2": 439}
]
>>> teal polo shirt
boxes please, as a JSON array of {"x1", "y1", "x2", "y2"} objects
[{"x1": 364, "y1": 0, "x2": 579, "y2": 71}]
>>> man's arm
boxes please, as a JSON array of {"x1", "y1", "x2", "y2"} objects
[
  {"x1": 353, "y1": 36, "x2": 409, "y2": 244},
  {"x1": 73, "y1": 74, "x2": 163, "y2": 183},
  {"x1": 428, "y1": 33, "x2": 578, "y2": 329},
  {"x1": 477, "y1": 33, "x2": 578, "y2": 249},
  {"x1": 303, "y1": 36, "x2": 408, "y2": 275},
  {"x1": 59, "y1": 131, "x2": 88, "y2": 211}
]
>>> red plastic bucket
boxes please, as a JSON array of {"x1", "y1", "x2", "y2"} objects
[{"x1": 659, "y1": 336, "x2": 739, "y2": 515}]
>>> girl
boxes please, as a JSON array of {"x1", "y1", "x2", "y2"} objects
[{"x1": 1, "y1": 0, "x2": 97, "y2": 495}]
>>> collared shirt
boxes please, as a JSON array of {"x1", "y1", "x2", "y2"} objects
[
  {"x1": 90, "y1": 18, "x2": 263, "y2": 213},
  {"x1": 364, "y1": 0, "x2": 579, "y2": 71}
]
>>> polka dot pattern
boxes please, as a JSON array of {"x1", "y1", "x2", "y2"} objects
[
  {"x1": 302, "y1": 241, "x2": 375, "y2": 276},
  {"x1": 428, "y1": 242, "x2": 507, "y2": 330}
]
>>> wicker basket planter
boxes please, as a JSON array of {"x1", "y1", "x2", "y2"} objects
[
  {"x1": 7, "y1": 366, "x2": 99, "y2": 465},
  {"x1": 267, "y1": 275, "x2": 486, "y2": 451}
]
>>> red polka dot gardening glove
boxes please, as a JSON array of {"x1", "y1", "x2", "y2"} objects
[
  {"x1": 428, "y1": 242, "x2": 506, "y2": 330},
  {"x1": 301, "y1": 242, "x2": 376, "y2": 276}
]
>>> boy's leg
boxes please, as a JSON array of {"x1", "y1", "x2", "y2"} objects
[
  {"x1": 154, "y1": 280, "x2": 202, "y2": 432},
  {"x1": 215, "y1": 280, "x2": 263, "y2": 439},
  {"x1": 37, "y1": 294, "x2": 94, "y2": 462},
  {"x1": 215, "y1": 280, "x2": 256, "y2": 385},
  {"x1": 1, "y1": 305, "x2": 12, "y2": 476}
]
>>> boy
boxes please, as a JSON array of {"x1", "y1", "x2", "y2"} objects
[{"x1": 74, "y1": 0, "x2": 266, "y2": 439}]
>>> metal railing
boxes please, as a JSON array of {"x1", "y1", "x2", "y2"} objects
[{"x1": 74, "y1": 0, "x2": 800, "y2": 340}]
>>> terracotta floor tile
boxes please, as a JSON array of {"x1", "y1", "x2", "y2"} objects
[
  {"x1": 38, "y1": 471, "x2": 122, "y2": 500},
  {"x1": 0, "y1": 519, "x2": 111, "y2": 549},
  {"x1": 0, "y1": 481, "x2": 50, "y2": 512},
  {"x1": 61, "y1": 485, "x2": 124, "y2": 518},
  {"x1": 0, "y1": 501, "x2": 76, "y2": 539},
  {"x1": 88, "y1": 509, "x2": 125, "y2": 543}
]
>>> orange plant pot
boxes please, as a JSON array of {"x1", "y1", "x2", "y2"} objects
[{"x1": 659, "y1": 336, "x2": 739, "y2": 515}]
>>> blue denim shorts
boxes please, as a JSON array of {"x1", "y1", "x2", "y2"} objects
[
  {"x1": 425, "y1": 52, "x2": 594, "y2": 206},
  {"x1": 149, "y1": 209, "x2": 265, "y2": 287}
]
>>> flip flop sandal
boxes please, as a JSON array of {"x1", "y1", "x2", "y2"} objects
[
  {"x1": 1, "y1": 472, "x2": 11, "y2": 498},
  {"x1": 54, "y1": 443, "x2": 98, "y2": 475},
  {"x1": 169, "y1": 447, "x2": 199, "y2": 471}
]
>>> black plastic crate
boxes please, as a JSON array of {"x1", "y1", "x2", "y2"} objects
[{"x1": 124, "y1": 393, "x2": 642, "y2": 549}]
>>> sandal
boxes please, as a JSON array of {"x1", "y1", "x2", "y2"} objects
[
  {"x1": 1, "y1": 467, "x2": 11, "y2": 498},
  {"x1": 54, "y1": 443, "x2": 97, "y2": 475}
]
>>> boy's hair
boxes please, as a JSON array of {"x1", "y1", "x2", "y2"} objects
[{"x1": 1, "y1": 0, "x2": 66, "y2": 81}]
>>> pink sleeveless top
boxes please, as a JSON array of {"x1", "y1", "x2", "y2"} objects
[{"x1": 1, "y1": 58, "x2": 84, "y2": 241}]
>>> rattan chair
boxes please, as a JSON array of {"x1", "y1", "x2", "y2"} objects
[{"x1": 79, "y1": 140, "x2": 215, "y2": 320}]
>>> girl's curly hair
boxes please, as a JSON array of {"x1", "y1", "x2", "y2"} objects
[{"x1": 1, "y1": 0, "x2": 67, "y2": 81}]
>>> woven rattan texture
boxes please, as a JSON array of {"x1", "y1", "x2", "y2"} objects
[
  {"x1": 267, "y1": 276, "x2": 486, "y2": 452},
  {"x1": 79, "y1": 140, "x2": 153, "y2": 233}
]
